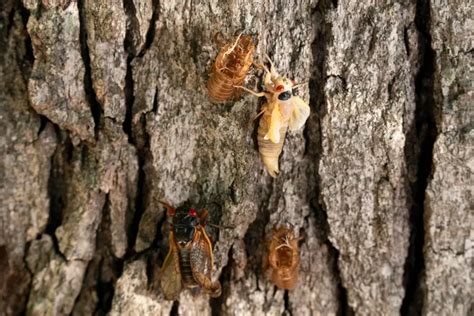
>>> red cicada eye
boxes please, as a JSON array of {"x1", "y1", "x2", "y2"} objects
[
  {"x1": 275, "y1": 85, "x2": 284, "y2": 92},
  {"x1": 167, "y1": 208, "x2": 176, "y2": 217},
  {"x1": 189, "y1": 209, "x2": 197, "y2": 217}
]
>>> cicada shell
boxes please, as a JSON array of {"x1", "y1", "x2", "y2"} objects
[
  {"x1": 207, "y1": 34, "x2": 255, "y2": 102},
  {"x1": 266, "y1": 227, "x2": 300, "y2": 290},
  {"x1": 160, "y1": 204, "x2": 221, "y2": 300}
]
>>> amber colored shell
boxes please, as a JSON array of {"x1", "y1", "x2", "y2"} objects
[
  {"x1": 266, "y1": 227, "x2": 300, "y2": 290},
  {"x1": 207, "y1": 35, "x2": 255, "y2": 102}
]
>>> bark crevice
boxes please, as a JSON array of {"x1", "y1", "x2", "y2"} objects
[
  {"x1": 122, "y1": 0, "x2": 137, "y2": 141},
  {"x1": 400, "y1": 0, "x2": 438, "y2": 314},
  {"x1": 311, "y1": 1, "x2": 352, "y2": 315},
  {"x1": 283, "y1": 290, "x2": 292, "y2": 315},
  {"x1": 17, "y1": 0, "x2": 34, "y2": 82},
  {"x1": 210, "y1": 246, "x2": 233, "y2": 316},
  {"x1": 122, "y1": 54, "x2": 135, "y2": 142},
  {"x1": 138, "y1": 0, "x2": 159, "y2": 57},
  {"x1": 45, "y1": 135, "x2": 70, "y2": 261},
  {"x1": 78, "y1": 0, "x2": 102, "y2": 136}
]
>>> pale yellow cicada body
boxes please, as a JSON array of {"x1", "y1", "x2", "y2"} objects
[{"x1": 236, "y1": 56, "x2": 310, "y2": 177}]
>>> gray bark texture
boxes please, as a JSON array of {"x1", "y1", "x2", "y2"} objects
[{"x1": 0, "y1": 0, "x2": 472, "y2": 315}]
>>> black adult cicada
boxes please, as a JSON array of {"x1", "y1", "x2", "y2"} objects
[{"x1": 159, "y1": 202, "x2": 221, "y2": 300}]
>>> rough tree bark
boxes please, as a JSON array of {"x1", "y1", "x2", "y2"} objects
[{"x1": 0, "y1": 0, "x2": 471, "y2": 315}]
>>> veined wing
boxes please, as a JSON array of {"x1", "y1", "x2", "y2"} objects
[
  {"x1": 190, "y1": 227, "x2": 221, "y2": 297},
  {"x1": 160, "y1": 233, "x2": 182, "y2": 300}
]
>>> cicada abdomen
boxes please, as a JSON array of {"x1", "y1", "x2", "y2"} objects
[
  {"x1": 257, "y1": 105, "x2": 288, "y2": 177},
  {"x1": 267, "y1": 227, "x2": 300, "y2": 290},
  {"x1": 207, "y1": 34, "x2": 255, "y2": 102}
]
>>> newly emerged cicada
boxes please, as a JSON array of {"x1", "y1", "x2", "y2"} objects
[
  {"x1": 207, "y1": 33, "x2": 255, "y2": 102},
  {"x1": 238, "y1": 56, "x2": 310, "y2": 177},
  {"x1": 265, "y1": 226, "x2": 301, "y2": 289},
  {"x1": 160, "y1": 202, "x2": 221, "y2": 300}
]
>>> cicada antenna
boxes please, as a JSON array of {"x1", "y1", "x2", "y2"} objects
[
  {"x1": 292, "y1": 81, "x2": 309, "y2": 91},
  {"x1": 207, "y1": 223, "x2": 235, "y2": 230},
  {"x1": 158, "y1": 200, "x2": 176, "y2": 216},
  {"x1": 199, "y1": 209, "x2": 234, "y2": 230}
]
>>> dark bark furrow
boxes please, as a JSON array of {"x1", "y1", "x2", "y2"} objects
[
  {"x1": 283, "y1": 290, "x2": 292, "y2": 315},
  {"x1": 19, "y1": 240, "x2": 33, "y2": 315},
  {"x1": 122, "y1": 54, "x2": 135, "y2": 142},
  {"x1": 210, "y1": 246, "x2": 233, "y2": 316},
  {"x1": 311, "y1": 1, "x2": 352, "y2": 315},
  {"x1": 137, "y1": 0, "x2": 158, "y2": 57},
  {"x1": 127, "y1": 151, "x2": 147, "y2": 252},
  {"x1": 122, "y1": 0, "x2": 137, "y2": 141},
  {"x1": 78, "y1": 0, "x2": 102, "y2": 136},
  {"x1": 122, "y1": 0, "x2": 140, "y2": 55},
  {"x1": 17, "y1": 0, "x2": 33, "y2": 82},
  {"x1": 400, "y1": 0, "x2": 438, "y2": 314}
]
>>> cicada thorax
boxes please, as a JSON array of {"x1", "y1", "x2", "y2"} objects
[
  {"x1": 207, "y1": 35, "x2": 255, "y2": 102},
  {"x1": 267, "y1": 227, "x2": 300, "y2": 290},
  {"x1": 257, "y1": 104, "x2": 288, "y2": 178}
]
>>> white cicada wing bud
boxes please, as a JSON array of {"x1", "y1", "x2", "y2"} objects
[{"x1": 288, "y1": 96, "x2": 310, "y2": 132}]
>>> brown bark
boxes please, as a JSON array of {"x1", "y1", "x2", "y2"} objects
[{"x1": 1, "y1": 0, "x2": 471, "y2": 315}]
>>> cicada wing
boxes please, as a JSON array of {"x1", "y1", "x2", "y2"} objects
[
  {"x1": 264, "y1": 102, "x2": 284, "y2": 143},
  {"x1": 190, "y1": 228, "x2": 222, "y2": 297},
  {"x1": 288, "y1": 96, "x2": 310, "y2": 132},
  {"x1": 160, "y1": 235, "x2": 182, "y2": 300}
]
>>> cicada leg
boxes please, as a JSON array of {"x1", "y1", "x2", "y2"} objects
[{"x1": 234, "y1": 85, "x2": 267, "y2": 98}]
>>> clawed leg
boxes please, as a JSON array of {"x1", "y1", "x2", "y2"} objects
[
  {"x1": 252, "y1": 61, "x2": 273, "y2": 92},
  {"x1": 234, "y1": 85, "x2": 267, "y2": 97},
  {"x1": 252, "y1": 60, "x2": 271, "y2": 75},
  {"x1": 253, "y1": 108, "x2": 266, "y2": 120}
]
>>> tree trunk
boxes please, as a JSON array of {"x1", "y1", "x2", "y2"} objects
[{"x1": 1, "y1": 0, "x2": 471, "y2": 315}]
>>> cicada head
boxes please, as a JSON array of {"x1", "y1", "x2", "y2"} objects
[
  {"x1": 172, "y1": 206, "x2": 200, "y2": 247},
  {"x1": 272, "y1": 77, "x2": 294, "y2": 102}
]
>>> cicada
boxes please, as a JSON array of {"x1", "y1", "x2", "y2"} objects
[
  {"x1": 265, "y1": 227, "x2": 301, "y2": 289},
  {"x1": 160, "y1": 203, "x2": 221, "y2": 300},
  {"x1": 207, "y1": 33, "x2": 255, "y2": 102},
  {"x1": 238, "y1": 56, "x2": 310, "y2": 177}
]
